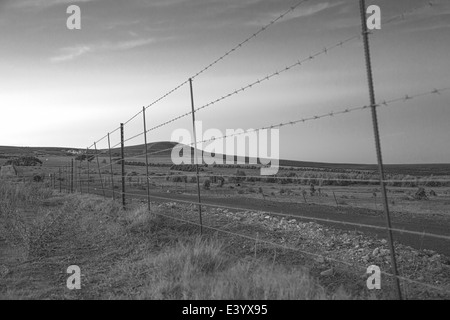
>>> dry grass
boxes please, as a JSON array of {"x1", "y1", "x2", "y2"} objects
[
  {"x1": 0, "y1": 180, "x2": 350, "y2": 300},
  {"x1": 106, "y1": 235, "x2": 348, "y2": 300}
]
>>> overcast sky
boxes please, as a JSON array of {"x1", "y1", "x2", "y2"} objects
[{"x1": 1, "y1": 0, "x2": 449, "y2": 164}]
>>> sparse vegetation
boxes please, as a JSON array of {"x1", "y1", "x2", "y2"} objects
[
  {"x1": 0, "y1": 181, "x2": 350, "y2": 300},
  {"x1": 170, "y1": 164, "x2": 205, "y2": 172},
  {"x1": 2, "y1": 146, "x2": 450, "y2": 300},
  {"x1": 258, "y1": 187, "x2": 265, "y2": 200},
  {"x1": 414, "y1": 187, "x2": 428, "y2": 201},
  {"x1": 5, "y1": 156, "x2": 42, "y2": 167},
  {"x1": 33, "y1": 175, "x2": 43, "y2": 183},
  {"x1": 217, "y1": 177, "x2": 225, "y2": 187},
  {"x1": 229, "y1": 169, "x2": 246, "y2": 183},
  {"x1": 75, "y1": 154, "x2": 95, "y2": 162},
  {"x1": 171, "y1": 175, "x2": 187, "y2": 183}
]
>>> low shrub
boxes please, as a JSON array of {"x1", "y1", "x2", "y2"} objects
[{"x1": 5, "y1": 156, "x2": 42, "y2": 167}]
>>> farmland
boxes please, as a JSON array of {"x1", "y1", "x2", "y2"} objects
[
  {"x1": 1, "y1": 144, "x2": 450, "y2": 299},
  {"x1": 2, "y1": 143, "x2": 450, "y2": 224},
  {"x1": 4, "y1": 143, "x2": 448, "y2": 216}
]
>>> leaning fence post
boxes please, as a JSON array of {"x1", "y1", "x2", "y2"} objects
[
  {"x1": 189, "y1": 78, "x2": 203, "y2": 235},
  {"x1": 68, "y1": 161, "x2": 71, "y2": 192},
  {"x1": 74, "y1": 159, "x2": 77, "y2": 193},
  {"x1": 74, "y1": 160, "x2": 77, "y2": 193},
  {"x1": 67, "y1": 165, "x2": 70, "y2": 193},
  {"x1": 254, "y1": 232, "x2": 259, "y2": 260},
  {"x1": 359, "y1": 0, "x2": 402, "y2": 300},
  {"x1": 107, "y1": 133, "x2": 115, "y2": 200},
  {"x1": 94, "y1": 142, "x2": 106, "y2": 197},
  {"x1": 78, "y1": 159, "x2": 83, "y2": 194},
  {"x1": 333, "y1": 192, "x2": 339, "y2": 206},
  {"x1": 143, "y1": 106, "x2": 151, "y2": 212},
  {"x1": 71, "y1": 159, "x2": 74, "y2": 193},
  {"x1": 120, "y1": 123, "x2": 126, "y2": 209},
  {"x1": 59, "y1": 167, "x2": 62, "y2": 193},
  {"x1": 86, "y1": 148, "x2": 90, "y2": 194}
]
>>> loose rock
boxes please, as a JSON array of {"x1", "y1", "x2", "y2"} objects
[{"x1": 320, "y1": 268, "x2": 334, "y2": 276}]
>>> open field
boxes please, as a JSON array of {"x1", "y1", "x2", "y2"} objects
[
  {"x1": 3, "y1": 143, "x2": 449, "y2": 219},
  {"x1": 1, "y1": 180, "x2": 449, "y2": 300},
  {"x1": 1, "y1": 145, "x2": 450, "y2": 299},
  {"x1": 0, "y1": 182, "x2": 353, "y2": 300},
  {"x1": 3, "y1": 0, "x2": 450, "y2": 304}
]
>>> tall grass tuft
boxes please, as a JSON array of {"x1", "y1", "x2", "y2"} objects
[{"x1": 106, "y1": 236, "x2": 349, "y2": 300}]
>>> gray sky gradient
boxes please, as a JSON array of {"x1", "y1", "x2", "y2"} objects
[{"x1": 1, "y1": 0, "x2": 449, "y2": 164}]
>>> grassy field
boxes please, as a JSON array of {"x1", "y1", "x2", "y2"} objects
[
  {"x1": 0, "y1": 180, "x2": 354, "y2": 300},
  {"x1": 1, "y1": 144, "x2": 450, "y2": 300},
  {"x1": 3, "y1": 143, "x2": 450, "y2": 175},
  {"x1": 1, "y1": 143, "x2": 450, "y2": 219}
]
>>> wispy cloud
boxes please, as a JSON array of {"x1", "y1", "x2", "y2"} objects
[
  {"x1": 400, "y1": 17, "x2": 450, "y2": 33},
  {"x1": 103, "y1": 19, "x2": 141, "y2": 31},
  {"x1": 246, "y1": 1, "x2": 345, "y2": 27},
  {"x1": 12, "y1": 0, "x2": 95, "y2": 8},
  {"x1": 373, "y1": 2, "x2": 450, "y2": 33},
  {"x1": 143, "y1": 0, "x2": 261, "y2": 9},
  {"x1": 284, "y1": 1, "x2": 345, "y2": 21},
  {"x1": 50, "y1": 45, "x2": 92, "y2": 63},
  {"x1": 109, "y1": 38, "x2": 155, "y2": 50},
  {"x1": 143, "y1": 0, "x2": 190, "y2": 8},
  {"x1": 50, "y1": 38, "x2": 155, "y2": 63}
]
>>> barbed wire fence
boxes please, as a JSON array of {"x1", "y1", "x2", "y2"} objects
[{"x1": 9, "y1": 0, "x2": 450, "y2": 299}]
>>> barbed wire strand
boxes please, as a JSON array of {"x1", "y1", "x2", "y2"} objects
[
  {"x1": 85, "y1": 86, "x2": 450, "y2": 174},
  {"x1": 155, "y1": 210, "x2": 450, "y2": 295},
  {"x1": 384, "y1": 0, "x2": 437, "y2": 24},
  {"x1": 84, "y1": 0, "x2": 439, "y2": 150},
  {"x1": 88, "y1": 0, "x2": 311, "y2": 135},
  {"x1": 82, "y1": 189, "x2": 450, "y2": 243},
  {"x1": 67, "y1": 172, "x2": 450, "y2": 187},
  {"x1": 144, "y1": 35, "x2": 361, "y2": 134}
]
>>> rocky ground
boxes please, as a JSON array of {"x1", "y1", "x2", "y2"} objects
[{"x1": 158, "y1": 201, "x2": 450, "y2": 299}]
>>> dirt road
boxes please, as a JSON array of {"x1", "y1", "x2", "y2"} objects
[{"x1": 90, "y1": 188, "x2": 450, "y2": 256}]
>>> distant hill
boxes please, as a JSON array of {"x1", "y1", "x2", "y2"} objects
[
  {"x1": 115, "y1": 142, "x2": 450, "y2": 176},
  {"x1": 120, "y1": 141, "x2": 178, "y2": 157},
  {"x1": 1, "y1": 143, "x2": 450, "y2": 176},
  {"x1": 0, "y1": 146, "x2": 77, "y2": 155}
]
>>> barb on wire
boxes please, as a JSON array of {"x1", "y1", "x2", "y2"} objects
[
  {"x1": 144, "y1": 35, "x2": 360, "y2": 134},
  {"x1": 87, "y1": 126, "x2": 121, "y2": 150},
  {"x1": 195, "y1": 36, "x2": 359, "y2": 114},
  {"x1": 189, "y1": 0, "x2": 309, "y2": 81},
  {"x1": 111, "y1": 0, "x2": 310, "y2": 129},
  {"x1": 85, "y1": 0, "x2": 441, "y2": 151},
  {"x1": 384, "y1": 0, "x2": 437, "y2": 24},
  {"x1": 88, "y1": 86, "x2": 450, "y2": 174},
  {"x1": 170, "y1": 87, "x2": 450, "y2": 154},
  {"x1": 162, "y1": 172, "x2": 450, "y2": 185},
  {"x1": 80, "y1": 185, "x2": 450, "y2": 295},
  {"x1": 88, "y1": 137, "x2": 123, "y2": 161},
  {"x1": 87, "y1": 133, "x2": 109, "y2": 150},
  {"x1": 73, "y1": 185, "x2": 450, "y2": 244},
  {"x1": 115, "y1": 173, "x2": 450, "y2": 185},
  {"x1": 111, "y1": 190, "x2": 450, "y2": 243},
  {"x1": 154, "y1": 211, "x2": 450, "y2": 295}
]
